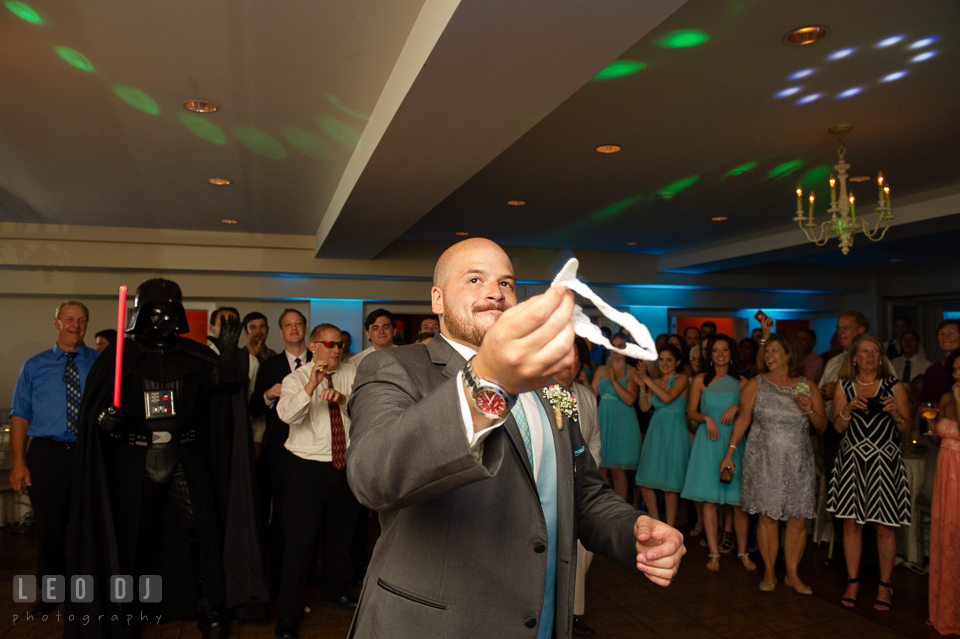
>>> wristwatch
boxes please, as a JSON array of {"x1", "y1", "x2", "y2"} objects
[{"x1": 462, "y1": 359, "x2": 516, "y2": 420}]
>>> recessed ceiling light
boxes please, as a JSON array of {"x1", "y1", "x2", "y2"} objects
[
  {"x1": 876, "y1": 35, "x2": 904, "y2": 48},
  {"x1": 208, "y1": 178, "x2": 232, "y2": 186},
  {"x1": 775, "y1": 87, "x2": 803, "y2": 98},
  {"x1": 881, "y1": 71, "x2": 909, "y2": 82},
  {"x1": 848, "y1": 176, "x2": 871, "y2": 182},
  {"x1": 625, "y1": 242, "x2": 638, "y2": 246},
  {"x1": 221, "y1": 218, "x2": 238, "y2": 224},
  {"x1": 787, "y1": 69, "x2": 816, "y2": 80},
  {"x1": 909, "y1": 36, "x2": 938, "y2": 49},
  {"x1": 837, "y1": 87, "x2": 863, "y2": 99},
  {"x1": 711, "y1": 216, "x2": 728, "y2": 221},
  {"x1": 784, "y1": 26, "x2": 828, "y2": 46},
  {"x1": 507, "y1": 200, "x2": 526, "y2": 206},
  {"x1": 595, "y1": 145, "x2": 621, "y2": 154},
  {"x1": 890, "y1": 258, "x2": 902, "y2": 262},
  {"x1": 455, "y1": 231, "x2": 469, "y2": 236},
  {"x1": 184, "y1": 100, "x2": 218, "y2": 113},
  {"x1": 795, "y1": 93, "x2": 822, "y2": 104}
]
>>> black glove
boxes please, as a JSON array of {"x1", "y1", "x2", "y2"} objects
[
  {"x1": 97, "y1": 406, "x2": 129, "y2": 433},
  {"x1": 210, "y1": 315, "x2": 242, "y2": 357}
]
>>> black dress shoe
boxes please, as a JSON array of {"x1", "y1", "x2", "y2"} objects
[
  {"x1": 572, "y1": 616, "x2": 595, "y2": 637},
  {"x1": 318, "y1": 594, "x2": 359, "y2": 610},
  {"x1": 274, "y1": 615, "x2": 299, "y2": 639},
  {"x1": 31, "y1": 600, "x2": 58, "y2": 616},
  {"x1": 199, "y1": 609, "x2": 227, "y2": 639}
]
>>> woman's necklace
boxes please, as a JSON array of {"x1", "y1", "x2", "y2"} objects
[{"x1": 855, "y1": 376, "x2": 879, "y2": 385}]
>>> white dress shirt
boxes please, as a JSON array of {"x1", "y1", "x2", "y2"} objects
[
  {"x1": 891, "y1": 353, "x2": 932, "y2": 384},
  {"x1": 276, "y1": 359, "x2": 358, "y2": 462},
  {"x1": 444, "y1": 334, "x2": 546, "y2": 480}
]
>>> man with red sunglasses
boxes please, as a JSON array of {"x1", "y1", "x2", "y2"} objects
[{"x1": 274, "y1": 323, "x2": 360, "y2": 638}]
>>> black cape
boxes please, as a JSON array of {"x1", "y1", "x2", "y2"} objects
[{"x1": 65, "y1": 337, "x2": 268, "y2": 638}]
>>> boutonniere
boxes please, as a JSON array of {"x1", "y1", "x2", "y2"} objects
[{"x1": 544, "y1": 385, "x2": 578, "y2": 430}]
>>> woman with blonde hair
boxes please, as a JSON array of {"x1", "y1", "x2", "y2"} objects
[
  {"x1": 828, "y1": 333, "x2": 911, "y2": 611},
  {"x1": 721, "y1": 332, "x2": 826, "y2": 592}
]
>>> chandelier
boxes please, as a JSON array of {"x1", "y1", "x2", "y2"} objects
[{"x1": 793, "y1": 125, "x2": 894, "y2": 255}]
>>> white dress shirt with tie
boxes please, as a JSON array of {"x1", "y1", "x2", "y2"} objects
[{"x1": 276, "y1": 359, "x2": 358, "y2": 462}]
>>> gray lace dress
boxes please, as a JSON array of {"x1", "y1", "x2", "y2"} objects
[{"x1": 741, "y1": 375, "x2": 817, "y2": 520}]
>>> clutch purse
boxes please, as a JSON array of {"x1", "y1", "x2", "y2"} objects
[{"x1": 720, "y1": 466, "x2": 733, "y2": 484}]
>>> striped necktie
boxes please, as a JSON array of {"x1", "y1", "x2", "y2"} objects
[
  {"x1": 63, "y1": 352, "x2": 81, "y2": 435},
  {"x1": 326, "y1": 373, "x2": 347, "y2": 471},
  {"x1": 511, "y1": 401, "x2": 535, "y2": 470}
]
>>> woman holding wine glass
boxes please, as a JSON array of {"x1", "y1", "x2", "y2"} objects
[
  {"x1": 927, "y1": 349, "x2": 960, "y2": 635},
  {"x1": 828, "y1": 334, "x2": 912, "y2": 611}
]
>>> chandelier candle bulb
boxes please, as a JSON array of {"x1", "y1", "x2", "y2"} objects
[
  {"x1": 809, "y1": 192, "x2": 815, "y2": 218},
  {"x1": 877, "y1": 172, "x2": 885, "y2": 201},
  {"x1": 830, "y1": 175, "x2": 837, "y2": 203},
  {"x1": 797, "y1": 185, "x2": 803, "y2": 212},
  {"x1": 885, "y1": 185, "x2": 891, "y2": 209},
  {"x1": 849, "y1": 194, "x2": 855, "y2": 218}
]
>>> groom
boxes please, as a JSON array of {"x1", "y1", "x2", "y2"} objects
[{"x1": 345, "y1": 238, "x2": 685, "y2": 639}]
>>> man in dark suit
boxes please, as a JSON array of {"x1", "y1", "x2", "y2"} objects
[
  {"x1": 249, "y1": 308, "x2": 310, "y2": 597},
  {"x1": 346, "y1": 238, "x2": 685, "y2": 639}
]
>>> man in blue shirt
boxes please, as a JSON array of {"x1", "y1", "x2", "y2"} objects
[{"x1": 10, "y1": 300, "x2": 99, "y2": 615}]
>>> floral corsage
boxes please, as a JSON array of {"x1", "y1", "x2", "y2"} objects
[{"x1": 544, "y1": 384, "x2": 578, "y2": 430}]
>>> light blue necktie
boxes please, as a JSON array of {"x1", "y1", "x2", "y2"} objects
[
  {"x1": 511, "y1": 401, "x2": 535, "y2": 470},
  {"x1": 531, "y1": 396, "x2": 557, "y2": 639}
]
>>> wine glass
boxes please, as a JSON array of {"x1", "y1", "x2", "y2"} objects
[{"x1": 920, "y1": 401, "x2": 940, "y2": 436}]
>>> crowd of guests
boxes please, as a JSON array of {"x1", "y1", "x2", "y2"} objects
[
  {"x1": 586, "y1": 314, "x2": 959, "y2": 635},
  {"x1": 7, "y1": 296, "x2": 958, "y2": 637}
]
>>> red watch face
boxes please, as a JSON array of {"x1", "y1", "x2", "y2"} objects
[{"x1": 476, "y1": 389, "x2": 506, "y2": 416}]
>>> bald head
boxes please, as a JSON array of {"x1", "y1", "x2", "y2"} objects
[{"x1": 433, "y1": 238, "x2": 512, "y2": 291}]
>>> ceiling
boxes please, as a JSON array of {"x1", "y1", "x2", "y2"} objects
[{"x1": 2, "y1": 0, "x2": 959, "y2": 273}]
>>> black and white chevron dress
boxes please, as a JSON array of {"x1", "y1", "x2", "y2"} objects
[{"x1": 826, "y1": 377, "x2": 911, "y2": 526}]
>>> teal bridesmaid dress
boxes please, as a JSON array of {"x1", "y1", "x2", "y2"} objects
[
  {"x1": 681, "y1": 375, "x2": 743, "y2": 505},
  {"x1": 598, "y1": 367, "x2": 641, "y2": 470},
  {"x1": 636, "y1": 376, "x2": 690, "y2": 492}
]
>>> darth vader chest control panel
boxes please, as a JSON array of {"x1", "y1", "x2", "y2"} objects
[{"x1": 144, "y1": 390, "x2": 177, "y2": 420}]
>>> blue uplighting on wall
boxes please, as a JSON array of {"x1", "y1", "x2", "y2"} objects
[
  {"x1": 837, "y1": 87, "x2": 863, "y2": 99},
  {"x1": 876, "y1": 35, "x2": 904, "y2": 47},
  {"x1": 828, "y1": 48, "x2": 855, "y2": 60},
  {"x1": 775, "y1": 87, "x2": 802, "y2": 98},
  {"x1": 795, "y1": 93, "x2": 822, "y2": 104},
  {"x1": 911, "y1": 51, "x2": 938, "y2": 62},
  {"x1": 787, "y1": 68, "x2": 815, "y2": 80},
  {"x1": 881, "y1": 71, "x2": 909, "y2": 82}
]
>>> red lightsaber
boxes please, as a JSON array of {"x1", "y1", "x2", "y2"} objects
[{"x1": 113, "y1": 285, "x2": 127, "y2": 408}]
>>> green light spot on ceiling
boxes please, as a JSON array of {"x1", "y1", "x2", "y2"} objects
[
  {"x1": 113, "y1": 86, "x2": 160, "y2": 115},
  {"x1": 658, "y1": 30, "x2": 709, "y2": 48},
  {"x1": 327, "y1": 94, "x2": 369, "y2": 121},
  {"x1": 281, "y1": 127, "x2": 334, "y2": 161},
  {"x1": 55, "y1": 46, "x2": 94, "y2": 72},
  {"x1": 800, "y1": 164, "x2": 832, "y2": 187},
  {"x1": 594, "y1": 60, "x2": 647, "y2": 80},
  {"x1": 722, "y1": 162, "x2": 757, "y2": 178},
  {"x1": 179, "y1": 113, "x2": 226, "y2": 145},
  {"x1": 319, "y1": 115, "x2": 361, "y2": 148},
  {"x1": 590, "y1": 194, "x2": 644, "y2": 223},
  {"x1": 658, "y1": 174, "x2": 700, "y2": 198},
  {"x1": 766, "y1": 159, "x2": 804, "y2": 179},
  {"x1": 5, "y1": 1, "x2": 42, "y2": 24},
  {"x1": 234, "y1": 127, "x2": 287, "y2": 160}
]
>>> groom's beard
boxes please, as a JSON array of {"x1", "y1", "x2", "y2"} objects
[{"x1": 442, "y1": 302, "x2": 507, "y2": 348}]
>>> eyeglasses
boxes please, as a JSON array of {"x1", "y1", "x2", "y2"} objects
[{"x1": 312, "y1": 340, "x2": 345, "y2": 349}]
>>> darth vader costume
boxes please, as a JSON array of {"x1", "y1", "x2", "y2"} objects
[{"x1": 65, "y1": 279, "x2": 267, "y2": 638}]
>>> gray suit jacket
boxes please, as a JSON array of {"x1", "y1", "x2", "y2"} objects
[{"x1": 346, "y1": 336, "x2": 644, "y2": 638}]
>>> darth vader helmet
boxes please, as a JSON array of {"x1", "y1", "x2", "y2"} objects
[{"x1": 127, "y1": 278, "x2": 190, "y2": 336}]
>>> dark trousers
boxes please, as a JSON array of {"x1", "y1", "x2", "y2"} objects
[
  {"x1": 26, "y1": 439, "x2": 74, "y2": 584},
  {"x1": 278, "y1": 455, "x2": 360, "y2": 617},
  {"x1": 267, "y1": 445, "x2": 292, "y2": 595}
]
